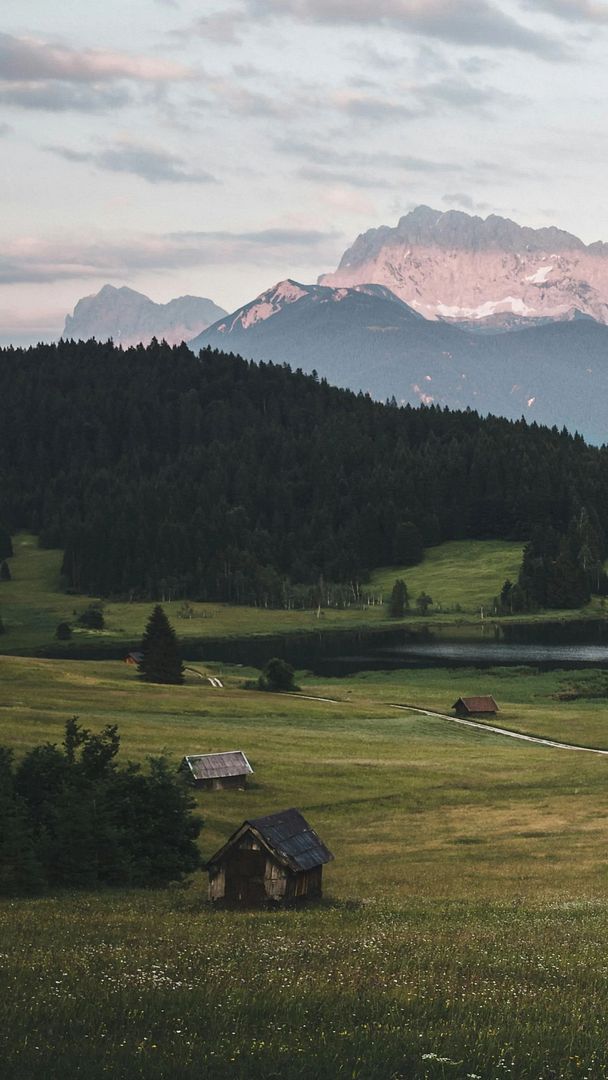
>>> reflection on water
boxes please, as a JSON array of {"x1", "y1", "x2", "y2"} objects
[
  {"x1": 313, "y1": 621, "x2": 608, "y2": 674},
  {"x1": 380, "y1": 641, "x2": 608, "y2": 667}
]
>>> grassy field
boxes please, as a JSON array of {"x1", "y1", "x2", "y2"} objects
[
  {"x1": 3, "y1": 657, "x2": 608, "y2": 1076},
  {"x1": 0, "y1": 531, "x2": 573, "y2": 656}
]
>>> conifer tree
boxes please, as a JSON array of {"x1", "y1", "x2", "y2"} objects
[
  {"x1": 388, "y1": 579, "x2": 409, "y2": 618},
  {"x1": 138, "y1": 605, "x2": 184, "y2": 685},
  {"x1": 0, "y1": 561, "x2": 10, "y2": 581},
  {"x1": 0, "y1": 528, "x2": 12, "y2": 562}
]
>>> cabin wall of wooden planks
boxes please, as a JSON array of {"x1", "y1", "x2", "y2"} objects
[
  {"x1": 208, "y1": 832, "x2": 323, "y2": 904},
  {"x1": 195, "y1": 773, "x2": 248, "y2": 791}
]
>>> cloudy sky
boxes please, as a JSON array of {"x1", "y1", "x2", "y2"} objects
[{"x1": 3, "y1": 0, "x2": 608, "y2": 342}]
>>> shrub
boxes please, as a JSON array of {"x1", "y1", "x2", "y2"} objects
[
  {"x1": 258, "y1": 657, "x2": 298, "y2": 692},
  {"x1": 77, "y1": 603, "x2": 105, "y2": 630}
]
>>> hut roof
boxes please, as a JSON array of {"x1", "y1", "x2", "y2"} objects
[
  {"x1": 207, "y1": 808, "x2": 334, "y2": 873},
  {"x1": 452, "y1": 695, "x2": 498, "y2": 713},
  {"x1": 182, "y1": 751, "x2": 253, "y2": 781}
]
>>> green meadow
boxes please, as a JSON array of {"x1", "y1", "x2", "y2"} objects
[
  {"x1": 3, "y1": 536, "x2": 608, "y2": 1078},
  {"x1": 2, "y1": 654, "x2": 608, "y2": 1077},
  {"x1": 2, "y1": 531, "x2": 596, "y2": 657}
]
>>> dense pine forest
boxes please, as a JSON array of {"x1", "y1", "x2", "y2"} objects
[{"x1": 1, "y1": 338, "x2": 607, "y2": 608}]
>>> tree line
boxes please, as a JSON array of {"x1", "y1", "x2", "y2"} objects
[{"x1": 1, "y1": 338, "x2": 608, "y2": 610}]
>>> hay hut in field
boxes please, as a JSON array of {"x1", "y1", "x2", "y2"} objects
[
  {"x1": 124, "y1": 651, "x2": 143, "y2": 666},
  {"x1": 180, "y1": 751, "x2": 253, "y2": 791},
  {"x1": 206, "y1": 808, "x2": 334, "y2": 905},
  {"x1": 452, "y1": 695, "x2": 498, "y2": 717}
]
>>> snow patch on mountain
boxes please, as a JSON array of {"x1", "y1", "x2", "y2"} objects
[
  {"x1": 222, "y1": 280, "x2": 310, "y2": 332},
  {"x1": 526, "y1": 265, "x2": 553, "y2": 284}
]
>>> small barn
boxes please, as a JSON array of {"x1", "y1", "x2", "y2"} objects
[
  {"x1": 206, "y1": 807, "x2": 334, "y2": 905},
  {"x1": 180, "y1": 751, "x2": 253, "y2": 791},
  {"x1": 452, "y1": 695, "x2": 498, "y2": 717},
  {"x1": 124, "y1": 651, "x2": 143, "y2": 666}
]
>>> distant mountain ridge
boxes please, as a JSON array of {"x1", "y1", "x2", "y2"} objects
[
  {"x1": 63, "y1": 284, "x2": 226, "y2": 347},
  {"x1": 319, "y1": 205, "x2": 608, "y2": 328},
  {"x1": 193, "y1": 277, "x2": 608, "y2": 444}
]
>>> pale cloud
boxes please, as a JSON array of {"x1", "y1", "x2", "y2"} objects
[
  {"x1": 0, "y1": 83, "x2": 132, "y2": 112},
  {"x1": 192, "y1": 8, "x2": 246, "y2": 42},
  {"x1": 320, "y1": 186, "x2": 377, "y2": 216},
  {"x1": 329, "y1": 73, "x2": 517, "y2": 124},
  {"x1": 201, "y1": 78, "x2": 289, "y2": 117},
  {"x1": 48, "y1": 140, "x2": 217, "y2": 185},
  {"x1": 0, "y1": 33, "x2": 194, "y2": 83},
  {"x1": 274, "y1": 137, "x2": 531, "y2": 186},
  {"x1": 251, "y1": 0, "x2": 565, "y2": 57},
  {"x1": 0, "y1": 32, "x2": 196, "y2": 112},
  {"x1": 331, "y1": 88, "x2": 422, "y2": 121},
  {"x1": 527, "y1": 0, "x2": 608, "y2": 21},
  {"x1": 0, "y1": 228, "x2": 340, "y2": 285},
  {"x1": 297, "y1": 164, "x2": 393, "y2": 188}
]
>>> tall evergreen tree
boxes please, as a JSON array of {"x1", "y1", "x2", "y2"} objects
[
  {"x1": 138, "y1": 605, "x2": 184, "y2": 685},
  {"x1": 0, "y1": 528, "x2": 12, "y2": 562},
  {"x1": 388, "y1": 579, "x2": 409, "y2": 618},
  {"x1": 415, "y1": 591, "x2": 433, "y2": 615},
  {"x1": 0, "y1": 748, "x2": 44, "y2": 895},
  {"x1": 0, "y1": 561, "x2": 11, "y2": 582}
]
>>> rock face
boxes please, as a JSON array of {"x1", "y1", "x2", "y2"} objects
[
  {"x1": 319, "y1": 205, "x2": 608, "y2": 328},
  {"x1": 63, "y1": 284, "x2": 226, "y2": 347},
  {"x1": 195, "y1": 277, "x2": 608, "y2": 444}
]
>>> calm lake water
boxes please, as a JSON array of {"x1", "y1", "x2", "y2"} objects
[
  {"x1": 36, "y1": 617, "x2": 608, "y2": 671},
  {"x1": 199, "y1": 620, "x2": 608, "y2": 673}
]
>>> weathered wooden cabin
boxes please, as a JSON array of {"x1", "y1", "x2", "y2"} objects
[
  {"x1": 181, "y1": 751, "x2": 253, "y2": 791},
  {"x1": 206, "y1": 808, "x2": 334, "y2": 905},
  {"x1": 124, "y1": 651, "x2": 143, "y2": 666},
  {"x1": 452, "y1": 695, "x2": 498, "y2": 717}
]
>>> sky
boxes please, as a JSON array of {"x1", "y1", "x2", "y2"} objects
[{"x1": 3, "y1": 0, "x2": 608, "y2": 342}]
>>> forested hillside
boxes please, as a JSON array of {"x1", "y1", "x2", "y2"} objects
[{"x1": 1, "y1": 339, "x2": 607, "y2": 606}]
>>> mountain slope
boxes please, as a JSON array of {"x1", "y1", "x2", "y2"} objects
[
  {"x1": 194, "y1": 278, "x2": 608, "y2": 443},
  {"x1": 319, "y1": 205, "x2": 608, "y2": 328},
  {"x1": 63, "y1": 284, "x2": 226, "y2": 347}
]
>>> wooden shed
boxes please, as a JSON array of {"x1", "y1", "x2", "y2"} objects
[
  {"x1": 452, "y1": 695, "x2": 498, "y2": 717},
  {"x1": 206, "y1": 807, "x2": 334, "y2": 905},
  {"x1": 180, "y1": 751, "x2": 253, "y2": 791},
  {"x1": 124, "y1": 651, "x2": 143, "y2": 666}
]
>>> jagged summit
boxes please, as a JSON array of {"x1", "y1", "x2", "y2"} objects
[
  {"x1": 320, "y1": 206, "x2": 608, "y2": 325},
  {"x1": 63, "y1": 284, "x2": 226, "y2": 347},
  {"x1": 195, "y1": 278, "x2": 422, "y2": 341}
]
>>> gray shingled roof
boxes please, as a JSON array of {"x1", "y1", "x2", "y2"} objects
[
  {"x1": 452, "y1": 696, "x2": 498, "y2": 713},
  {"x1": 247, "y1": 808, "x2": 334, "y2": 872},
  {"x1": 182, "y1": 751, "x2": 253, "y2": 780},
  {"x1": 206, "y1": 808, "x2": 334, "y2": 872}
]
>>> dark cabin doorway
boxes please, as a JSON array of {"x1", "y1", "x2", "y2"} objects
[{"x1": 224, "y1": 848, "x2": 267, "y2": 904}]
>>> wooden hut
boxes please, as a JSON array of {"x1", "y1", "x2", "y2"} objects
[
  {"x1": 452, "y1": 695, "x2": 498, "y2": 717},
  {"x1": 181, "y1": 751, "x2": 253, "y2": 791},
  {"x1": 206, "y1": 808, "x2": 334, "y2": 905},
  {"x1": 124, "y1": 651, "x2": 143, "y2": 666}
]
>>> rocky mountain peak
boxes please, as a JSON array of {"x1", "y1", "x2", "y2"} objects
[
  {"x1": 63, "y1": 284, "x2": 226, "y2": 347},
  {"x1": 320, "y1": 206, "x2": 608, "y2": 326}
]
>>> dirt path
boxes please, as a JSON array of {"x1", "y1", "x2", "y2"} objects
[
  {"x1": 389, "y1": 703, "x2": 608, "y2": 756},
  {"x1": 285, "y1": 692, "x2": 608, "y2": 755}
]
